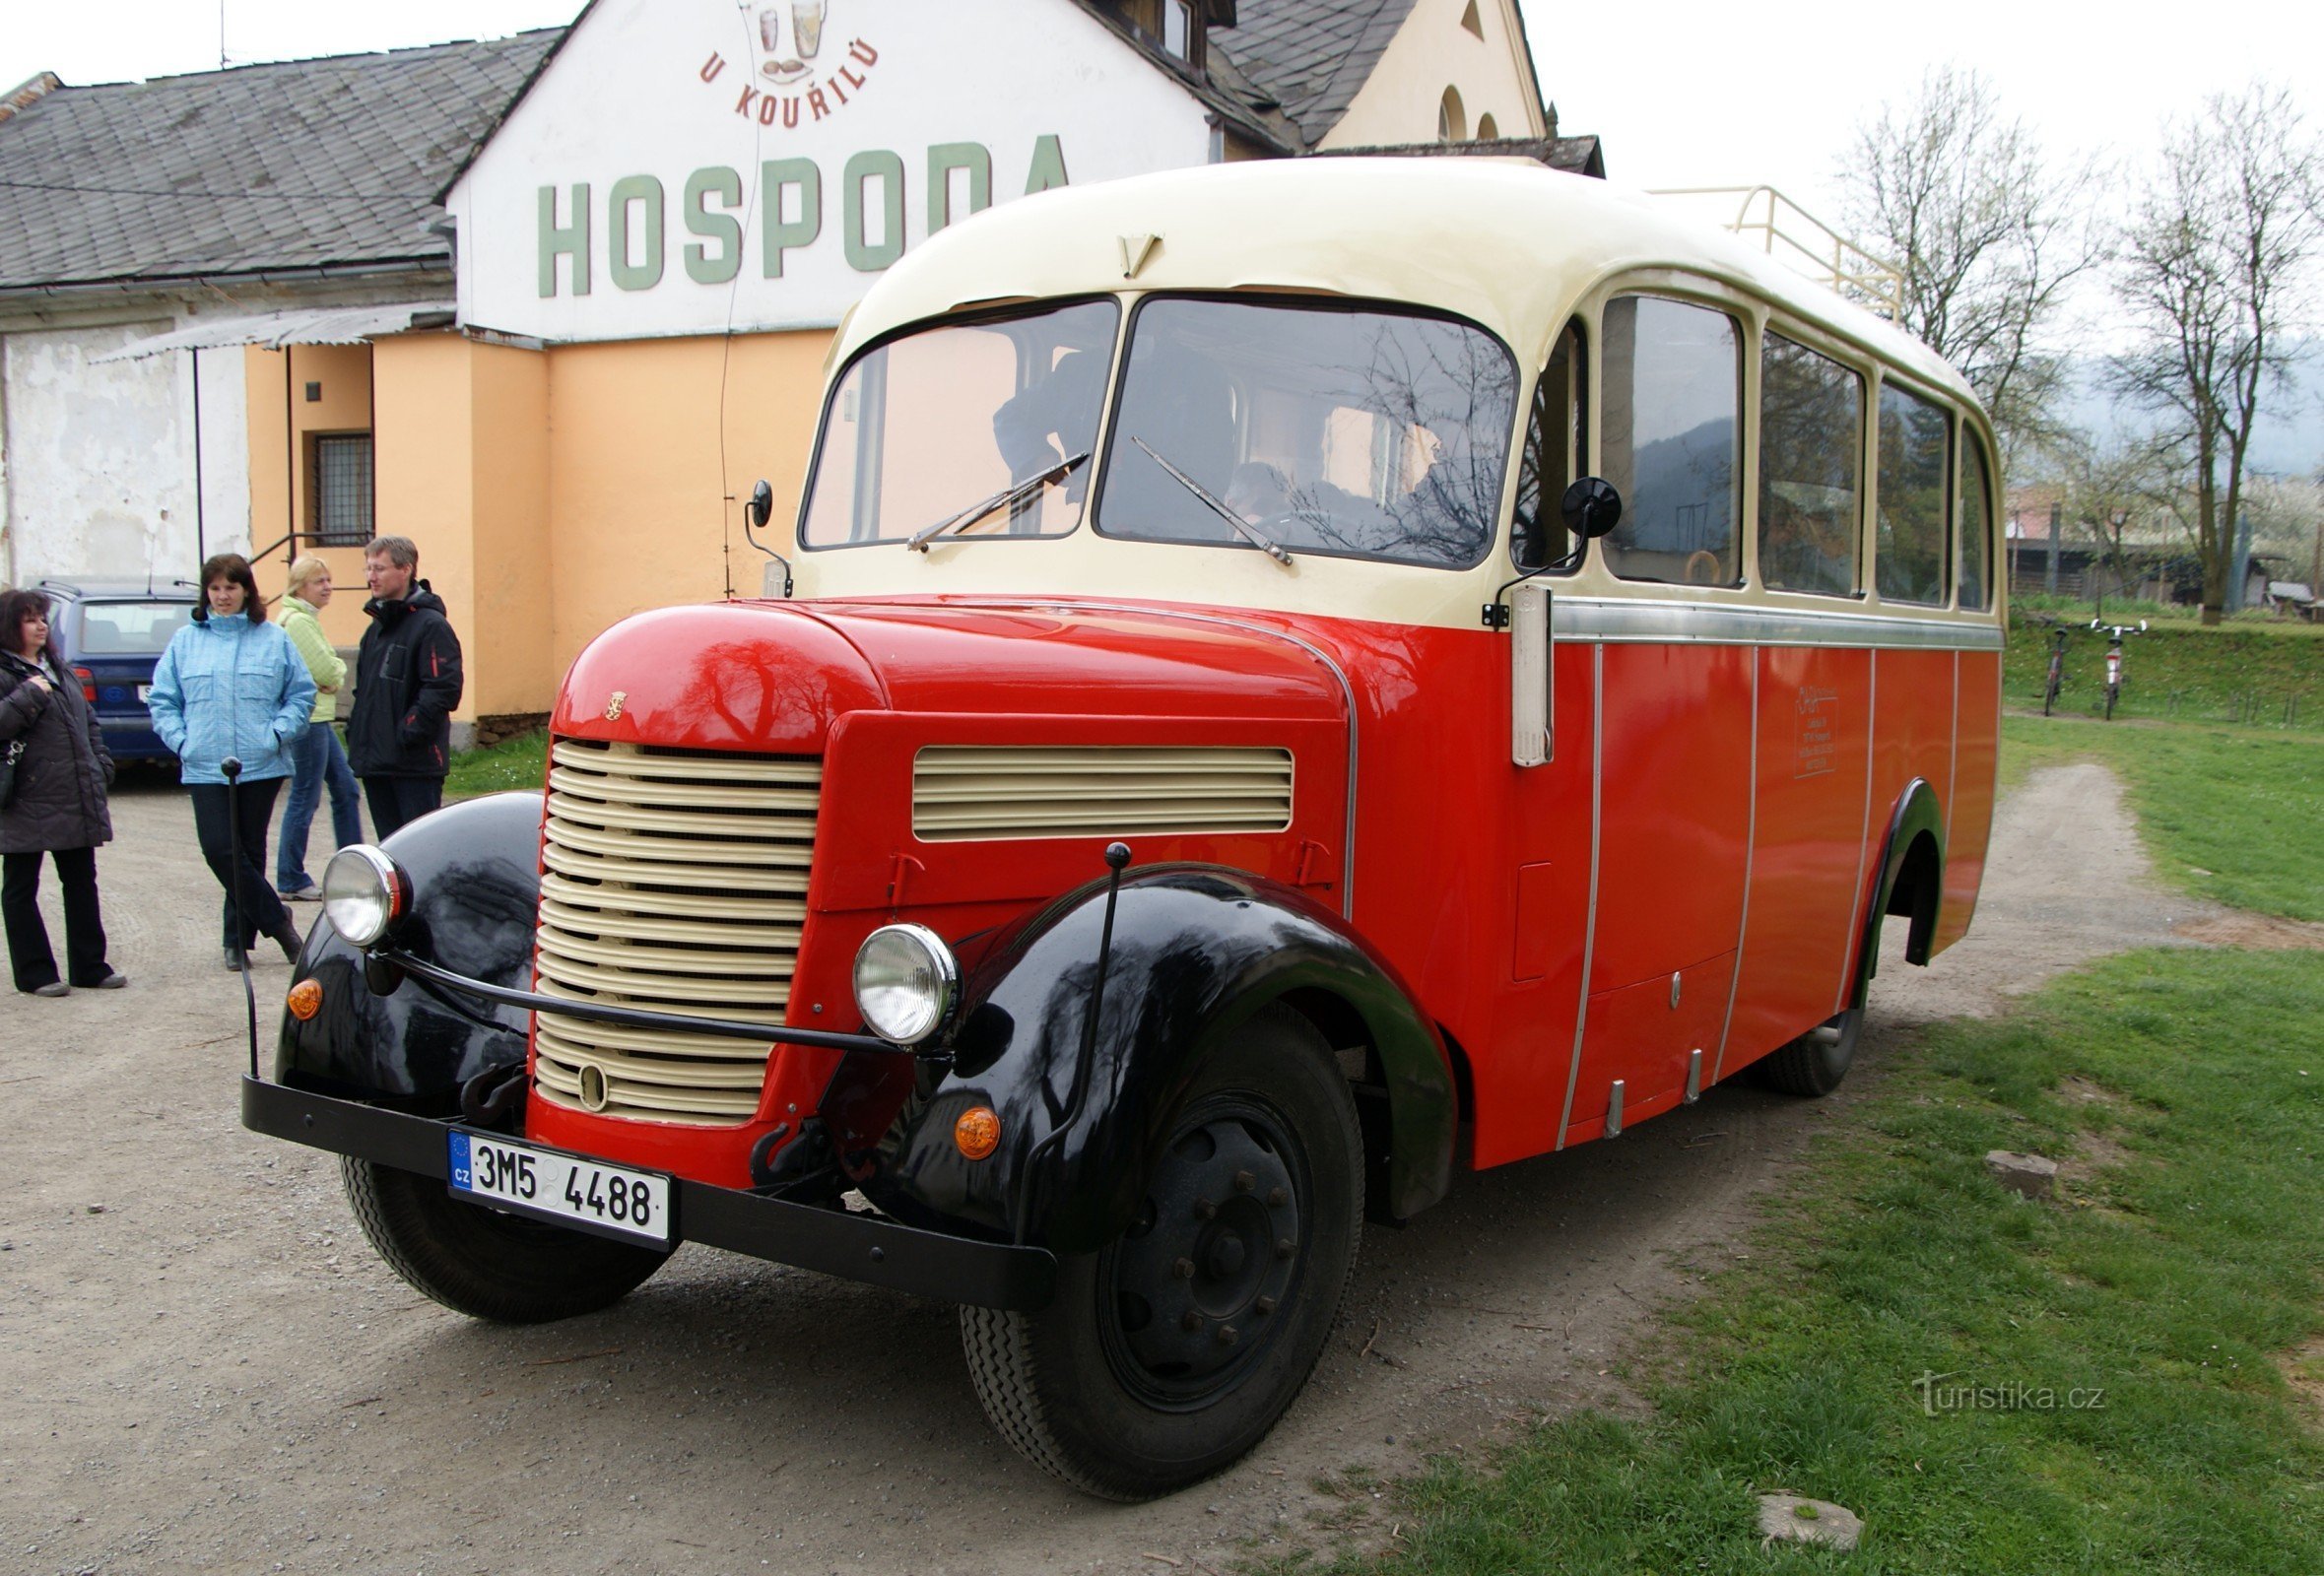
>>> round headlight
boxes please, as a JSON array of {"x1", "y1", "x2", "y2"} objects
[
  {"x1": 853, "y1": 924, "x2": 959, "y2": 1046},
  {"x1": 321, "y1": 845, "x2": 408, "y2": 949}
]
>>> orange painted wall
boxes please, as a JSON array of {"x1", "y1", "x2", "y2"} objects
[
  {"x1": 243, "y1": 341, "x2": 379, "y2": 644},
  {"x1": 252, "y1": 327, "x2": 833, "y2": 723},
  {"x1": 541, "y1": 329, "x2": 833, "y2": 684}
]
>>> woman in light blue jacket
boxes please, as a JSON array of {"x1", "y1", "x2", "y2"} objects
[{"x1": 147, "y1": 554, "x2": 316, "y2": 969}]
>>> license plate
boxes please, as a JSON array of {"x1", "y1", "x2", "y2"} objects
[
  {"x1": 447, "y1": 1130, "x2": 673, "y2": 1248},
  {"x1": 136, "y1": 684, "x2": 152, "y2": 702}
]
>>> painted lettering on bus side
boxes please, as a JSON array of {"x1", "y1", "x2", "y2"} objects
[{"x1": 1794, "y1": 686, "x2": 1839, "y2": 779}]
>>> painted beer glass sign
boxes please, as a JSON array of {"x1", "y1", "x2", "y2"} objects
[{"x1": 245, "y1": 160, "x2": 2003, "y2": 1499}]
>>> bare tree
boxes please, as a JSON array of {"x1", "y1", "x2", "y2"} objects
[
  {"x1": 2054, "y1": 430, "x2": 2186, "y2": 605},
  {"x1": 2111, "y1": 84, "x2": 2324, "y2": 624},
  {"x1": 1839, "y1": 67, "x2": 2095, "y2": 472}
]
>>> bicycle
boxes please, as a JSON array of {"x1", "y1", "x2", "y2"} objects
[
  {"x1": 2041, "y1": 624, "x2": 2070, "y2": 716},
  {"x1": 2091, "y1": 619, "x2": 2147, "y2": 720}
]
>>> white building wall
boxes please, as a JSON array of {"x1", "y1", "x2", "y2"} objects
[{"x1": 0, "y1": 318, "x2": 253, "y2": 588}]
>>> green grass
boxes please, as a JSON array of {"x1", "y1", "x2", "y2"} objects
[
  {"x1": 1275, "y1": 951, "x2": 2324, "y2": 1576},
  {"x1": 2008, "y1": 614, "x2": 2324, "y2": 730},
  {"x1": 443, "y1": 728, "x2": 548, "y2": 799},
  {"x1": 2009, "y1": 591, "x2": 2315, "y2": 631},
  {"x1": 1998, "y1": 716, "x2": 2324, "y2": 923},
  {"x1": 1266, "y1": 715, "x2": 2324, "y2": 1574}
]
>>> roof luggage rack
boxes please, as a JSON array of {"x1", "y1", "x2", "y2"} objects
[{"x1": 1649, "y1": 185, "x2": 1905, "y2": 322}]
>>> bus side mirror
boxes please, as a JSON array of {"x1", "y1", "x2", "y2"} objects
[
  {"x1": 1561, "y1": 477, "x2": 1623, "y2": 541},
  {"x1": 1511, "y1": 581, "x2": 1552, "y2": 766},
  {"x1": 744, "y1": 479, "x2": 774, "y2": 531}
]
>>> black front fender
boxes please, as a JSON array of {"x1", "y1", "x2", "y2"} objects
[
  {"x1": 862, "y1": 866, "x2": 1457, "y2": 1253},
  {"x1": 275, "y1": 792, "x2": 543, "y2": 1109}
]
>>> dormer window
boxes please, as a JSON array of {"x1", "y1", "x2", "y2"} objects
[
  {"x1": 1116, "y1": 0, "x2": 1204, "y2": 71},
  {"x1": 1163, "y1": 0, "x2": 1192, "y2": 58}
]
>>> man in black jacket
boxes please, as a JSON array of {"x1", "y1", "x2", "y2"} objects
[{"x1": 349, "y1": 535, "x2": 464, "y2": 840}]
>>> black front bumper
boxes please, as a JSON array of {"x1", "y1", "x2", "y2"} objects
[{"x1": 241, "y1": 1077, "x2": 1058, "y2": 1312}]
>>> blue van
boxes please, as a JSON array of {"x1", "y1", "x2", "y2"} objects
[{"x1": 37, "y1": 578, "x2": 197, "y2": 765}]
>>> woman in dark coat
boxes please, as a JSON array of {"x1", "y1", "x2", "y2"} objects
[{"x1": 0, "y1": 587, "x2": 126, "y2": 996}]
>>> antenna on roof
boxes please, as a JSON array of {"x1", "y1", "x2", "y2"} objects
[{"x1": 219, "y1": 1, "x2": 228, "y2": 71}]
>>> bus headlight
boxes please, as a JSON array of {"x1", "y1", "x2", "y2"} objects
[
  {"x1": 853, "y1": 924, "x2": 959, "y2": 1046},
  {"x1": 321, "y1": 846, "x2": 410, "y2": 949}
]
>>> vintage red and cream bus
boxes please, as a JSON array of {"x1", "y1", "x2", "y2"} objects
[{"x1": 247, "y1": 157, "x2": 2001, "y2": 1499}]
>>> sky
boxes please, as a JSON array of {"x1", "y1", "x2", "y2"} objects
[{"x1": 4, "y1": 0, "x2": 2317, "y2": 226}]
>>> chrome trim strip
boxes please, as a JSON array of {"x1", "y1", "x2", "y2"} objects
[
  {"x1": 1946, "y1": 650, "x2": 1959, "y2": 864},
  {"x1": 1713, "y1": 656, "x2": 1759, "y2": 1084},
  {"x1": 1686, "y1": 1048, "x2": 1703, "y2": 1104},
  {"x1": 933, "y1": 601, "x2": 1360, "y2": 918},
  {"x1": 1556, "y1": 597, "x2": 2004, "y2": 652},
  {"x1": 1604, "y1": 1078, "x2": 1625, "y2": 1138},
  {"x1": 1838, "y1": 652, "x2": 1878, "y2": 1018},
  {"x1": 1556, "y1": 643, "x2": 1604, "y2": 1150}
]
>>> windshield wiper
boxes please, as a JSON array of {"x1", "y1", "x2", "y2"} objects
[
  {"x1": 1130, "y1": 438, "x2": 1294, "y2": 566},
  {"x1": 906, "y1": 451, "x2": 1090, "y2": 553}
]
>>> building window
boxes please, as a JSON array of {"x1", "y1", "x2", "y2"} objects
[
  {"x1": 1477, "y1": 112, "x2": 1499, "y2": 139},
  {"x1": 1439, "y1": 87, "x2": 1467, "y2": 142},
  {"x1": 1163, "y1": 0, "x2": 1192, "y2": 58},
  {"x1": 308, "y1": 432, "x2": 374, "y2": 547},
  {"x1": 1460, "y1": 1, "x2": 1485, "y2": 36}
]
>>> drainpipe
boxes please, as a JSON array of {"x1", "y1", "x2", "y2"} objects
[{"x1": 191, "y1": 346, "x2": 207, "y2": 573}]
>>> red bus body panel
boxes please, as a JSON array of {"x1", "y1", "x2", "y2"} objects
[{"x1": 526, "y1": 594, "x2": 1990, "y2": 1191}]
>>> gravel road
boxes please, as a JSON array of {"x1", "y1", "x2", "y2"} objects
[{"x1": 0, "y1": 761, "x2": 2216, "y2": 1576}]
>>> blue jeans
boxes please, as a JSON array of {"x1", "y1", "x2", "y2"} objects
[{"x1": 277, "y1": 721, "x2": 362, "y2": 890}]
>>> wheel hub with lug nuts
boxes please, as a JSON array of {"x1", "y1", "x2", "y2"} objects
[{"x1": 1108, "y1": 1108, "x2": 1301, "y2": 1393}]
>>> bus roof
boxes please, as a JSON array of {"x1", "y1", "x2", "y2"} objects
[{"x1": 836, "y1": 157, "x2": 1978, "y2": 414}]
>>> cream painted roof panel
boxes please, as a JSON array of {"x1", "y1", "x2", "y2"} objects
[{"x1": 834, "y1": 158, "x2": 1973, "y2": 406}]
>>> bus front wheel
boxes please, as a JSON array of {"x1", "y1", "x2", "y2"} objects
[
  {"x1": 341, "y1": 1156, "x2": 672, "y2": 1323},
  {"x1": 960, "y1": 1008, "x2": 1362, "y2": 1499}
]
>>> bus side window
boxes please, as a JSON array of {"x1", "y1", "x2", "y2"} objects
[
  {"x1": 1958, "y1": 432, "x2": 1995, "y2": 611},
  {"x1": 1600, "y1": 296, "x2": 1743, "y2": 588},
  {"x1": 1757, "y1": 332, "x2": 1862, "y2": 596},
  {"x1": 1512, "y1": 319, "x2": 1587, "y2": 572},
  {"x1": 1875, "y1": 383, "x2": 1951, "y2": 606}
]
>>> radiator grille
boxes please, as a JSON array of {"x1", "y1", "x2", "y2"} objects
[
  {"x1": 532, "y1": 738, "x2": 820, "y2": 1126},
  {"x1": 912, "y1": 746, "x2": 1295, "y2": 841}
]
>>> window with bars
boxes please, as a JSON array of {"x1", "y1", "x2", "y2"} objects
[{"x1": 307, "y1": 432, "x2": 374, "y2": 547}]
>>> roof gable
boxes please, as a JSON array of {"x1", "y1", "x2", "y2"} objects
[
  {"x1": 1211, "y1": 0, "x2": 1419, "y2": 148},
  {"x1": 0, "y1": 32, "x2": 558, "y2": 294}
]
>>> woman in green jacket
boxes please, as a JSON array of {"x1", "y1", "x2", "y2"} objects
[{"x1": 275, "y1": 557, "x2": 363, "y2": 899}]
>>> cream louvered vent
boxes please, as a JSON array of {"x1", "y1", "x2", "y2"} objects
[
  {"x1": 913, "y1": 746, "x2": 1295, "y2": 841},
  {"x1": 532, "y1": 738, "x2": 820, "y2": 1126}
]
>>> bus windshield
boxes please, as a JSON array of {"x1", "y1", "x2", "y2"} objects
[
  {"x1": 801, "y1": 299, "x2": 1119, "y2": 549},
  {"x1": 1097, "y1": 298, "x2": 1516, "y2": 570}
]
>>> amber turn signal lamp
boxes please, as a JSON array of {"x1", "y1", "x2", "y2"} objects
[
  {"x1": 286, "y1": 979, "x2": 323, "y2": 1020},
  {"x1": 954, "y1": 1105, "x2": 1002, "y2": 1160}
]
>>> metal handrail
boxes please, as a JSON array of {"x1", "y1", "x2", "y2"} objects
[{"x1": 1650, "y1": 185, "x2": 1906, "y2": 322}]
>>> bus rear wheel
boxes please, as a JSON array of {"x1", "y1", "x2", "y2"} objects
[
  {"x1": 1756, "y1": 1004, "x2": 1864, "y2": 1097},
  {"x1": 960, "y1": 1008, "x2": 1362, "y2": 1499},
  {"x1": 341, "y1": 1156, "x2": 672, "y2": 1323}
]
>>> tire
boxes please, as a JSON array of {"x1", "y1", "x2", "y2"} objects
[
  {"x1": 1755, "y1": 1004, "x2": 1864, "y2": 1097},
  {"x1": 341, "y1": 1156, "x2": 672, "y2": 1323},
  {"x1": 2105, "y1": 681, "x2": 2118, "y2": 721},
  {"x1": 2042, "y1": 668, "x2": 2060, "y2": 717},
  {"x1": 961, "y1": 1007, "x2": 1362, "y2": 1499}
]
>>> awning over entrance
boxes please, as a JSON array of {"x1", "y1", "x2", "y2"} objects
[{"x1": 93, "y1": 301, "x2": 456, "y2": 361}]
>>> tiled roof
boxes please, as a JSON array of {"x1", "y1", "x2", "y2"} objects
[
  {"x1": 1316, "y1": 135, "x2": 1605, "y2": 177},
  {"x1": 0, "y1": 32, "x2": 559, "y2": 294},
  {"x1": 1210, "y1": 0, "x2": 1417, "y2": 149}
]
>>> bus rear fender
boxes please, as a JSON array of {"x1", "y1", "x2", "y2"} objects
[
  {"x1": 865, "y1": 867, "x2": 1458, "y2": 1253},
  {"x1": 1854, "y1": 777, "x2": 1947, "y2": 1000}
]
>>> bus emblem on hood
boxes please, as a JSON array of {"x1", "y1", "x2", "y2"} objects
[{"x1": 605, "y1": 690, "x2": 627, "y2": 721}]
